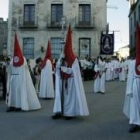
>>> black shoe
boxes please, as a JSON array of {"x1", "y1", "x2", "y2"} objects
[
  {"x1": 64, "y1": 116, "x2": 74, "y2": 120},
  {"x1": 15, "y1": 108, "x2": 22, "y2": 112},
  {"x1": 6, "y1": 107, "x2": 15, "y2": 112},
  {"x1": 44, "y1": 98, "x2": 54, "y2": 100},
  {"x1": 52, "y1": 113, "x2": 62, "y2": 120},
  {"x1": 129, "y1": 124, "x2": 139, "y2": 133}
]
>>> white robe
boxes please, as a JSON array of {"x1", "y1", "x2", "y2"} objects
[
  {"x1": 119, "y1": 62, "x2": 126, "y2": 82},
  {"x1": 105, "y1": 62, "x2": 113, "y2": 81},
  {"x1": 125, "y1": 59, "x2": 131, "y2": 78},
  {"x1": 111, "y1": 60, "x2": 115, "y2": 80},
  {"x1": 53, "y1": 59, "x2": 89, "y2": 117},
  {"x1": 112, "y1": 60, "x2": 119, "y2": 80},
  {"x1": 6, "y1": 58, "x2": 41, "y2": 111},
  {"x1": 110, "y1": 62, "x2": 114, "y2": 81},
  {"x1": 111, "y1": 60, "x2": 116, "y2": 80},
  {"x1": 123, "y1": 60, "x2": 134, "y2": 118},
  {"x1": 123, "y1": 60, "x2": 140, "y2": 125},
  {"x1": 39, "y1": 60, "x2": 54, "y2": 98},
  {"x1": 94, "y1": 62, "x2": 106, "y2": 93}
]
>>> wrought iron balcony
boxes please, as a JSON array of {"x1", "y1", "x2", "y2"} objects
[
  {"x1": 75, "y1": 17, "x2": 95, "y2": 29},
  {"x1": 19, "y1": 16, "x2": 38, "y2": 29},
  {"x1": 47, "y1": 20, "x2": 62, "y2": 29}
]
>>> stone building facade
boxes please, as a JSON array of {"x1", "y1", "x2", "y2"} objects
[
  {"x1": 8, "y1": 0, "x2": 107, "y2": 60},
  {"x1": 127, "y1": 0, "x2": 140, "y2": 49},
  {"x1": 0, "y1": 18, "x2": 8, "y2": 56},
  {"x1": 118, "y1": 45, "x2": 130, "y2": 60}
]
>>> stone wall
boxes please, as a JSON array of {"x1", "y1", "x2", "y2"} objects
[
  {"x1": 8, "y1": 0, "x2": 107, "y2": 59},
  {"x1": 0, "y1": 18, "x2": 8, "y2": 56}
]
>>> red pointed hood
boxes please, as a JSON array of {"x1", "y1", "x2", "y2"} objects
[
  {"x1": 135, "y1": 23, "x2": 140, "y2": 75},
  {"x1": 13, "y1": 33, "x2": 24, "y2": 67},
  {"x1": 42, "y1": 40, "x2": 54, "y2": 69},
  {"x1": 64, "y1": 25, "x2": 76, "y2": 67}
]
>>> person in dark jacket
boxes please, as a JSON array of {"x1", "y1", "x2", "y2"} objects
[{"x1": 27, "y1": 59, "x2": 36, "y2": 86}]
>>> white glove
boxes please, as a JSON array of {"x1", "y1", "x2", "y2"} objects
[{"x1": 61, "y1": 66, "x2": 67, "y2": 73}]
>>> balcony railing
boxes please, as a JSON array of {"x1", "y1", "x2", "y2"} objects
[
  {"x1": 19, "y1": 16, "x2": 38, "y2": 29},
  {"x1": 75, "y1": 17, "x2": 95, "y2": 29},
  {"x1": 47, "y1": 20, "x2": 62, "y2": 29}
]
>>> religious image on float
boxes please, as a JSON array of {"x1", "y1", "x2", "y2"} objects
[{"x1": 100, "y1": 32, "x2": 114, "y2": 55}]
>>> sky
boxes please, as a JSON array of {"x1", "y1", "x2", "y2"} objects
[
  {"x1": 107, "y1": 0, "x2": 129, "y2": 51},
  {"x1": 0, "y1": 0, "x2": 8, "y2": 20},
  {"x1": 0, "y1": 0, "x2": 129, "y2": 51}
]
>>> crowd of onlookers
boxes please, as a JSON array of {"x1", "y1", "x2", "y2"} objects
[
  {"x1": 0, "y1": 57, "x2": 10, "y2": 100},
  {"x1": 0, "y1": 55, "x2": 130, "y2": 100},
  {"x1": 79, "y1": 57, "x2": 96, "y2": 81}
]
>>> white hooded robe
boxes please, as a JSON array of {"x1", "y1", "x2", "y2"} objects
[
  {"x1": 39, "y1": 60, "x2": 54, "y2": 98},
  {"x1": 94, "y1": 61, "x2": 106, "y2": 93},
  {"x1": 6, "y1": 58, "x2": 41, "y2": 111},
  {"x1": 105, "y1": 62, "x2": 113, "y2": 81},
  {"x1": 123, "y1": 60, "x2": 140, "y2": 125},
  {"x1": 53, "y1": 59, "x2": 89, "y2": 116},
  {"x1": 112, "y1": 60, "x2": 119, "y2": 80},
  {"x1": 119, "y1": 62, "x2": 126, "y2": 82},
  {"x1": 123, "y1": 60, "x2": 134, "y2": 118}
]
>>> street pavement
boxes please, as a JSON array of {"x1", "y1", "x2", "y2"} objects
[{"x1": 0, "y1": 80, "x2": 140, "y2": 140}]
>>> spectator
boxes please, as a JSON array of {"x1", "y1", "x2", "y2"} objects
[
  {"x1": 27, "y1": 59, "x2": 36, "y2": 86},
  {"x1": 0, "y1": 59, "x2": 8, "y2": 100},
  {"x1": 34, "y1": 57, "x2": 42, "y2": 94}
]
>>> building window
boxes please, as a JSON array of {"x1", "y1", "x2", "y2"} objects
[
  {"x1": 23, "y1": 38, "x2": 34, "y2": 59},
  {"x1": 79, "y1": 4, "x2": 91, "y2": 25},
  {"x1": 51, "y1": 4, "x2": 63, "y2": 25},
  {"x1": 24, "y1": 4, "x2": 35, "y2": 26},
  {"x1": 79, "y1": 38, "x2": 91, "y2": 58},
  {"x1": 51, "y1": 38, "x2": 62, "y2": 59}
]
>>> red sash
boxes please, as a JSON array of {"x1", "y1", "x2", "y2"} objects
[
  {"x1": 119, "y1": 68, "x2": 122, "y2": 73},
  {"x1": 60, "y1": 71, "x2": 71, "y2": 80},
  {"x1": 93, "y1": 72, "x2": 99, "y2": 80}
]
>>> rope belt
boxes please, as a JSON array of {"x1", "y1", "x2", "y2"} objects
[
  {"x1": 134, "y1": 76, "x2": 140, "y2": 79},
  {"x1": 69, "y1": 75, "x2": 74, "y2": 78}
]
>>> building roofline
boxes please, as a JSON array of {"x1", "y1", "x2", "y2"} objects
[{"x1": 119, "y1": 45, "x2": 130, "y2": 49}]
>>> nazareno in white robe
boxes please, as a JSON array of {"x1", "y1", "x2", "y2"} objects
[
  {"x1": 94, "y1": 62, "x2": 106, "y2": 93},
  {"x1": 125, "y1": 59, "x2": 130, "y2": 78},
  {"x1": 110, "y1": 62, "x2": 114, "y2": 81},
  {"x1": 105, "y1": 62, "x2": 113, "y2": 81},
  {"x1": 6, "y1": 58, "x2": 41, "y2": 111},
  {"x1": 39, "y1": 60, "x2": 54, "y2": 98},
  {"x1": 123, "y1": 60, "x2": 140, "y2": 125},
  {"x1": 119, "y1": 62, "x2": 126, "y2": 82},
  {"x1": 53, "y1": 58, "x2": 89, "y2": 117},
  {"x1": 123, "y1": 60, "x2": 134, "y2": 118},
  {"x1": 112, "y1": 60, "x2": 119, "y2": 80}
]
